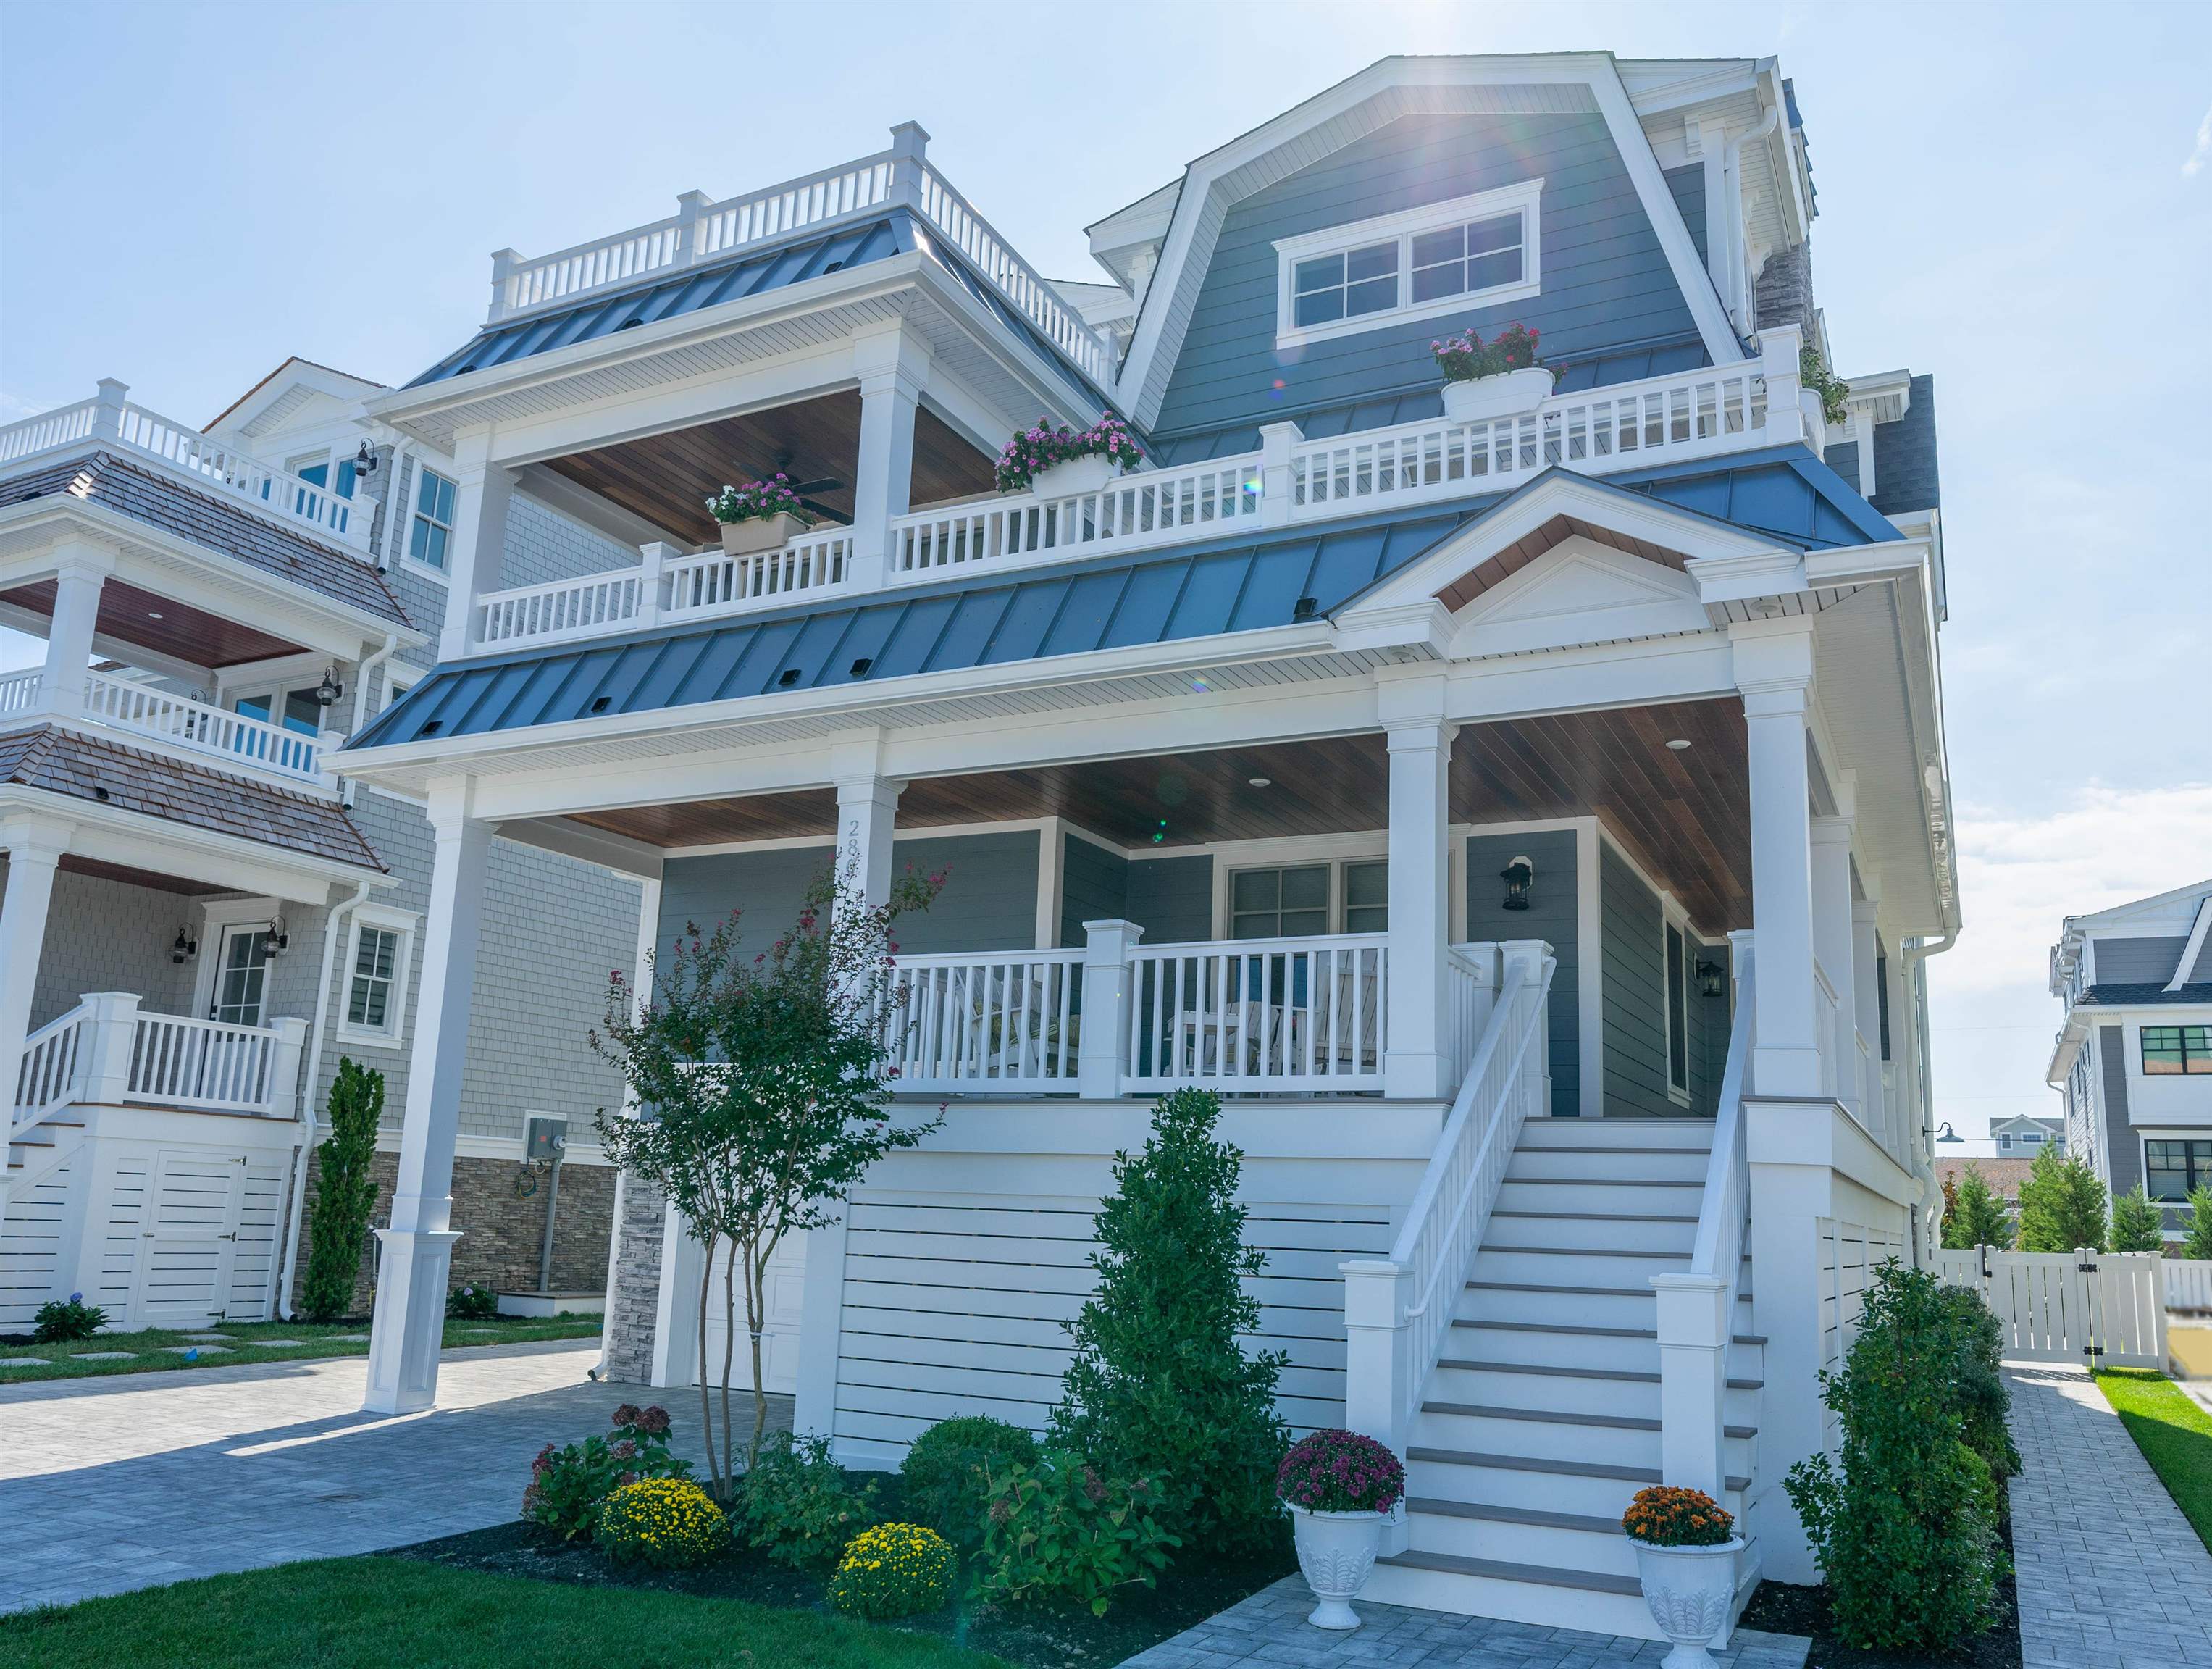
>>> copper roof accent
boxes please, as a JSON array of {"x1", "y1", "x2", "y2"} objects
[
  {"x1": 0, "y1": 450, "x2": 411, "y2": 631},
  {"x1": 0, "y1": 726, "x2": 385, "y2": 874}
]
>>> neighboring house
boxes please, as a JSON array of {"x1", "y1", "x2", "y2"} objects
[
  {"x1": 331, "y1": 54, "x2": 1959, "y2": 1639},
  {"x1": 1937, "y1": 1155, "x2": 2035, "y2": 1204},
  {"x1": 1990, "y1": 1112, "x2": 2063, "y2": 1158},
  {"x1": 2049, "y1": 878, "x2": 2212, "y2": 1242},
  {"x1": 0, "y1": 361, "x2": 645, "y2": 1332}
]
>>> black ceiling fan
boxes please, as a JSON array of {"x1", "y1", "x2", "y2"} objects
[{"x1": 774, "y1": 451, "x2": 847, "y2": 524}]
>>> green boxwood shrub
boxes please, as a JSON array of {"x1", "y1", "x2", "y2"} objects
[
  {"x1": 736, "y1": 1431, "x2": 879, "y2": 1568},
  {"x1": 828, "y1": 1521, "x2": 958, "y2": 1619},
  {"x1": 975, "y1": 1448, "x2": 1178, "y2": 1617},
  {"x1": 900, "y1": 1415, "x2": 1039, "y2": 1551},
  {"x1": 596, "y1": 1478, "x2": 730, "y2": 1567},
  {"x1": 1784, "y1": 1262, "x2": 2008, "y2": 1650}
]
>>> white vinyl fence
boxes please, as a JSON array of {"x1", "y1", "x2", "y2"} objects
[
  {"x1": 1934, "y1": 1246, "x2": 2168, "y2": 1369},
  {"x1": 2162, "y1": 1258, "x2": 2212, "y2": 1314}
]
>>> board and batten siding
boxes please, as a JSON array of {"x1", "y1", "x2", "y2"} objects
[
  {"x1": 1465, "y1": 829, "x2": 1579, "y2": 1119},
  {"x1": 1599, "y1": 842, "x2": 1677, "y2": 1118},
  {"x1": 1152, "y1": 112, "x2": 1708, "y2": 442}
]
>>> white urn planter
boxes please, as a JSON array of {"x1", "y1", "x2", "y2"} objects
[
  {"x1": 718, "y1": 511, "x2": 808, "y2": 556},
  {"x1": 1286, "y1": 1503, "x2": 1384, "y2": 1630},
  {"x1": 1441, "y1": 364, "x2": 1554, "y2": 424},
  {"x1": 1630, "y1": 1536, "x2": 1743, "y2": 1668},
  {"x1": 1028, "y1": 453, "x2": 1121, "y2": 498}
]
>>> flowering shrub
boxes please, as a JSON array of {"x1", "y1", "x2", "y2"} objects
[
  {"x1": 736, "y1": 1431, "x2": 880, "y2": 1568},
  {"x1": 975, "y1": 1448, "x2": 1178, "y2": 1617},
  {"x1": 1621, "y1": 1484, "x2": 1735, "y2": 1547},
  {"x1": 1274, "y1": 1428, "x2": 1404, "y2": 1515},
  {"x1": 827, "y1": 1521, "x2": 958, "y2": 1619},
  {"x1": 1430, "y1": 322, "x2": 1541, "y2": 382},
  {"x1": 33, "y1": 1293, "x2": 106, "y2": 1343},
  {"x1": 596, "y1": 1477, "x2": 730, "y2": 1568},
  {"x1": 900, "y1": 1414, "x2": 1039, "y2": 1552},
  {"x1": 446, "y1": 1282, "x2": 499, "y2": 1321},
  {"x1": 993, "y1": 414, "x2": 1143, "y2": 493},
  {"x1": 705, "y1": 476, "x2": 811, "y2": 526},
  {"x1": 521, "y1": 1404, "x2": 691, "y2": 1541}
]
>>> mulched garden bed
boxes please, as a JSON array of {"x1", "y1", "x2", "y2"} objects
[
  {"x1": 1737, "y1": 1503, "x2": 2023, "y2": 1669},
  {"x1": 382, "y1": 1473, "x2": 1293, "y2": 1669}
]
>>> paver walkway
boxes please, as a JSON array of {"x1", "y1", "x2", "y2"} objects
[
  {"x1": 2005, "y1": 1362, "x2": 2212, "y2": 1668},
  {"x1": 0, "y1": 1339, "x2": 787, "y2": 1614},
  {"x1": 1122, "y1": 1576, "x2": 1809, "y2": 1668}
]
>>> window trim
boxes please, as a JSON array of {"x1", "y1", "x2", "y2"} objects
[
  {"x1": 2140, "y1": 1023, "x2": 2212, "y2": 1076},
  {"x1": 335, "y1": 905, "x2": 419, "y2": 1049},
  {"x1": 1662, "y1": 906, "x2": 1692, "y2": 1107},
  {"x1": 1272, "y1": 179, "x2": 1545, "y2": 351},
  {"x1": 2143, "y1": 1135, "x2": 2212, "y2": 1203},
  {"x1": 1222, "y1": 856, "x2": 1390, "y2": 940},
  {"x1": 404, "y1": 463, "x2": 460, "y2": 579}
]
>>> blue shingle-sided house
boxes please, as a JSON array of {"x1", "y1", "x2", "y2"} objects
[{"x1": 323, "y1": 52, "x2": 1959, "y2": 1641}]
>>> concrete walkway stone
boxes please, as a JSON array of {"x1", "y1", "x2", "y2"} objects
[
  {"x1": 0, "y1": 1338, "x2": 788, "y2": 1615},
  {"x1": 1120, "y1": 1576, "x2": 1810, "y2": 1668},
  {"x1": 2004, "y1": 1362, "x2": 2212, "y2": 1668}
]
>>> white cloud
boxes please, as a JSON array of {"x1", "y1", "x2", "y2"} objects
[{"x1": 2188, "y1": 104, "x2": 2212, "y2": 177}]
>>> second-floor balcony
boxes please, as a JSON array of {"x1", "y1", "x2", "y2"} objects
[{"x1": 1, "y1": 661, "x2": 338, "y2": 792}]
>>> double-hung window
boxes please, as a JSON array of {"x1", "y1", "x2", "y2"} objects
[
  {"x1": 338, "y1": 909, "x2": 417, "y2": 1047},
  {"x1": 1227, "y1": 860, "x2": 1389, "y2": 940},
  {"x1": 409, "y1": 467, "x2": 458, "y2": 572},
  {"x1": 2146, "y1": 1139, "x2": 2212, "y2": 1202},
  {"x1": 1275, "y1": 179, "x2": 1543, "y2": 349},
  {"x1": 2142, "y1": 1025, "x2": 2212, "y2": 1075}
]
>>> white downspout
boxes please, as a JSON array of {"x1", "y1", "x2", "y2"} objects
[
  {"x1": 342, "y1": 634, "x2": 401, "y2": 810},
  {"x1": 275, "y1": 878, "x2": 374, "y2": 1318},
  {"x1": 1722, "y1": 104, "x2": 1781, "y2": 334}
]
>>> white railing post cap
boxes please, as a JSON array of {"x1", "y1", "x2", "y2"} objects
[{"x1": 889, "y1": 120, "x2": 930, "y2": 157}]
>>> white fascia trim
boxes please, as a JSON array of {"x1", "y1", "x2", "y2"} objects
[
  {"x1": 1113, "y1": 54, "x2": 1743, "y2": 427},
  {"x1": 1270, "y1": 179, "x2": 1544, "y2": 351}
]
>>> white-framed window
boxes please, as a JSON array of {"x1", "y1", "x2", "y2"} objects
[
  {"x1": 338, "y1": 907, "x2": 419, "y2": 1047},
  {"x1": 1226, "y1": 858, "x2": 1389, "y2": 939},
  {"x1": 408, "y1": 466, "x2": 458, "y2": 573},
  {"x1": 1273, "y1": 179, "x2": 1544, "y2": 350}
]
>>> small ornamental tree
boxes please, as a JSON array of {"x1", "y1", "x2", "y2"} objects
[
  {"x1": 593, "y1": 861, "x2": 942, "y2": 1491},
  {"x1": 1942, "y1": 1164, "x2": 2014, "y2": 1250},
  {"x1": 1050, "y1": 1087, "x2": 1291, "y2": 1557},
  {"x1": 2110, "y1": 1185, "x2": 2167, "y2": 1254},
  {"x1": 1939, "y1": 1171, "x2": 1959, "y2": 1239},
  {"x1": 2015, "y1": 1145, "x2": 2108, "y2": 1254},
  {"x1": 2182, "y1": 1184, "x2": 2212, "y2": 1263},
  {"x1": 300, "y1": 1058, "x2": 385, "y2": 1322}
]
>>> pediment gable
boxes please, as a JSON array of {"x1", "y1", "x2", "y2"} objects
[{"x1": 1445, "y1": 536, "x2": 1708, "y2": 657}]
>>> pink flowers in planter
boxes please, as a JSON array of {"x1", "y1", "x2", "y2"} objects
[
  {"x1": 1275, "y1": 1427, "x2": 1404, "y2": 1515},
  {"x1": 993, "y1": 414, "x2": 1144, "y2": 494},
  {"x1": 705, "y1": 475, "x2": 811, "y2": 525},
  {"x1": 1430, "y1": 322, "x2": 1541, "y2": 383}
]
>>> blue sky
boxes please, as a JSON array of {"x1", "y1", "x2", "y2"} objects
[{"x1": 4, "y1": 1, "x2": 2208, "y2": 1147}]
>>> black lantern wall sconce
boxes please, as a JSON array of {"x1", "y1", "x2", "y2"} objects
[
  {"x1": 1499, "y1": 856, "x2": 1535, "y2": 911},
  {"x1": 259, "y1": 919, "x2": 290, "y2": 957},
  {"x1": 1696, "y1": 959, "x2": 1725, "y2": 999},
  {"x1": 170, "y1": 927, "x2": 199, "y2": 965}
]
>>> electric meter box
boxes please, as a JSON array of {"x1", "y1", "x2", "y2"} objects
[{"x1": 524, "y1": 1116, "x2": 568, "y2": 1162}]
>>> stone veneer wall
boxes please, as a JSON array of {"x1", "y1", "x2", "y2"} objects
[
  {"x1": 1753, "y1": 240, "x2": 1817, "y2": 341},
  {"x1": 602, "y1": 1174, "x2": 668, "y2": 1383}
]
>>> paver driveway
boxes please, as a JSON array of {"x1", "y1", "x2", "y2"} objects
[{"x1": 0, "y1": 1339, "x2": 786, "y2": 1614}]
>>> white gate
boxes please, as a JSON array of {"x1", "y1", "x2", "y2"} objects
[
  {"x1": 130, "y1": 1150, "x2": 248, "y2": 1326},
  {"x1": 1934, "y1": 1246, "x2": 2168, "y2": 1369},
  {"x1": 700, "y1": 1230, "x2": 806, "y2": 1395}
]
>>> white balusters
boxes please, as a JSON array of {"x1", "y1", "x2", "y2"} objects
[
  {"x1": 889, "y1": 461, "x2": 1259, "y2": 582},
  {"x1": 127, "y1": 1013, "x2": 277, "y2": 1112},
  {"x1": 80, "y1": 669, "x2": 323, "y2": 782},
  {"x1": 881, "y1": 951, "x2": 1082, "y2": 1092},
  {"x1": 663, "y1": 532, "x2": 850, "y2": 618},
  {"x1": 1120, "y1": 934, "x2": 1388, "y2": 1093},
  {"x1": 12, "y1": 1005, "x2": 91, "y2": 1124}
]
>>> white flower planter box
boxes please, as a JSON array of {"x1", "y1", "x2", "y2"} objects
[
  {"x1": 1630, "y1": 1536, "x2": 1743, "y2": 1668},
  {"x1": 1799, "y1": 386, "x2": 1835, "y2": 452},
  {"x1": 1286, "y1": 1503, "x2": 1384, "y2": 1630},
  {"x1": 1028, "y1": 454, "x2": 1122, "y2": 498},
  {"x1": 718, "y1": 511, "x2": 808, "y2": 556},
  {"x1": 1441, "y1": 365, "x2": 1555, "y2": 424}
]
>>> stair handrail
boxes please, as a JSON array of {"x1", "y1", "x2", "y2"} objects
[{"x1": 12, "y1": 1002, "x2": 93, "y2": 1131}]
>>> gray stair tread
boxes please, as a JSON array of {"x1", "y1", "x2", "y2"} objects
[
  {"x1": 1483, "y1": 1245, "x2": 1744, "y2": 1260},
  {"x1": 1423, "y1": 1401, "x2": 1756, "y2": 1439},
  {"x1": 1407, "y1": 1497, "x2": 1625, "y2": 1535},
  {"x1": 1407, "y1": 1444, "x2": 1749, "y2": 1492},
  {"x1": 1437, "y1": 1357, "x2": 1764, "y2": 1391},
  {"x1": 1452, "y1": 1318, "x2": 1767, "y2": 1344},
  {"x1": 1491, "y1": 1210, "x2": 1701, "y2": 1224},
  {"x1": 1467, "y1": 1280, "x2": 1659, "y2": 1298},
  {"x1": 1508, "y1": 1176, "x2": 1704, "y2": 1187},
  {"x1": 1377, "y1": 1549, "x2": 1644, "y2": 1597}
]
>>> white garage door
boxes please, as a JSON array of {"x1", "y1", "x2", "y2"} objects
[{"x1": 700, "y1": 1229, "x2": 806, "y2": 1394}]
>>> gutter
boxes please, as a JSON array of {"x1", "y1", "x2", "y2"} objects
[
  {"x1": 275, "y1": 877, "x2": 374, "y2": 1319},
  {"x1": 342, "y1": 633, "x2": 401, "y2": 809}
]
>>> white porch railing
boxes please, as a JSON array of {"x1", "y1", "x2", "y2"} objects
[
  {"x1": 0, "y1": 385, "x2": 371, "y2": 551},
  {"x1": 913, "y1": 163, "x2": 1110, "y2": 384},
  {"x1": 1123, "y1": 933, "x2": 1388, "y2": 1093},
  {"x1": 883, "y1": 950, "x2": 1083, "y2": 1093},
  {"x1": 12, "y1": 1005, "x2": 93, "y2": 1127},
  {"x1": 473, "y1": 533, "x2": 855, "y2": 651},
  {"x1": 0, "y1": 667, "x2": 38, "y2": 716},
  {"x1": 11, "y1": 995, "x2": 307, "y2": 1127},
  {"x1": 80, "y1": 669, "x2": 327, "y2": 782},
  {"x1": 1340, "y1": 940, "x2": 1555, "y2": 1457},
  {"x1": 128, "y1": 1012, "x2": 283, "y2": 1112},
  {"x1": 666, "y1": 534, "x2": 852, "y2": 618}
]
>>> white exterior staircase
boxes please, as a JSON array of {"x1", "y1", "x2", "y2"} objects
[{"x1": 1364, "y1": 1116, "x2": 1762, "y2": 1633}]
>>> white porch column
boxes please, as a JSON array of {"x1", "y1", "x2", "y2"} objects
[
  {"x1": 1734, "y1": 623, "x2": 1821, "y2": 1097},
  {"x1": 1809, "y1": 816, "x2": 1855, "y2": 1108},
  {"x1": 833, "y1": 767, "x2": 904, "y2": 911},
  {"x1": 0, "y1": 819, "x2": 67, "y2": 1124},
  {"x1": 1383, "y1": 708, "x2": 1456, "y2": 1100},
  {"x1": 846, "y1": 328, "x2": 931, "y2": 594},
  {"x1": 1078, "y1": 919, "x2": 1144, "y2": 1098},
  {"x1": 35, "y1": 550, "x2": 112, "y2": 716},
  {"x1": 437, "y1": 435, "x2": 519, "y2": 661},
  {"x1": 364, "y1": 782, "x2": 495, "y2": 1413}
]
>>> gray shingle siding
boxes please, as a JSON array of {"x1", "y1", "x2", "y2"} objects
[
  {"x1": 1152, "y1": 112, "x2": 1709, "y2": 443},
  {"x1": 1465, "y1": 829, "x2": 1578, "y2": 1119},
  {"x1": 1599, "y1": 842, "x2": 1673, "y2": 1118},
  {"x1": 9, "y1": 861, "x2": 201, "y2": 1029},
  {"x1": 2096, "y1": 936, "x2": 2192, "y2": 985},
  {"x1": 2098, "y1": 1025, "x2": 2140, "y2": 1195}
]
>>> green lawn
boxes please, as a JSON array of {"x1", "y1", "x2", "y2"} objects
[
  {"x1": 0, "y1": 1557, "x2": 1010, "y2": 1669},
  {"x1": 2096, "y1": 1368, "x2": 2212, "y2": 1552},
  {"x1": 0, "y1": 1315, "x2": 603, "y2": 1381}
]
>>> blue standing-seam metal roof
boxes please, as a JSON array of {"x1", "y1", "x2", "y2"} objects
[
  {"x1": 350, "y1": 444, "x2": 1895, "y2": 753},
  {"x1": 406, "y1": 210, "x2": 1113, "y2": 404}
]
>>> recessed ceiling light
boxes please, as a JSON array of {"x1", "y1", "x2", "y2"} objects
[
  {"x1": 1247, "y1": 776, "x2": 1272, "y2": 787},
  {"x1": 147, "y1": 611, "x2": 163, "y2": 620},
  {"x1": 1665, "y1": 738, "x2": 1692, "y2": 750}
]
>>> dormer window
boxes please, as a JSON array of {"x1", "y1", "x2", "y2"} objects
[{"x1": 1274, "y1": 179, "x2": 1543, "y2": 350}]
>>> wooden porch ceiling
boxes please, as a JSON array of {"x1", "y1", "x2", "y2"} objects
[
  {"x1": 0, "y1": 576, "x2": 301, "y2": 670},
  {"x1": 566, "y1": 698, "x2": 1751, "y2": 929},
  {"x1": 541, "y1": 390, "x2": 997, "y2": 545}
]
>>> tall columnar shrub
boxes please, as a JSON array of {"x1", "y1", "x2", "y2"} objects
[
  {"x1": 1784, "y1": 1262, "x2": 2006, "y2": 1651},
  {"x1": 299, "y1": 1058, "x2": 384, "y2": 1322},
  {"x1": 2184, "y1": 1184, "x2": 2212, "y2": 1263},
  {"x1": 2014, "y1": 1145, "x2": 2108, "y2": 1253},
  {"x1": 1049, "y1": 1087, "x2": 1290, "y2": 1557},
  {"x1": 1942, "y1": 1163, "x2": 2014, "y2": 1250},
  {"x1": 2110, "y1": 1186, "x2": 2167, "y2": 1254}
]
